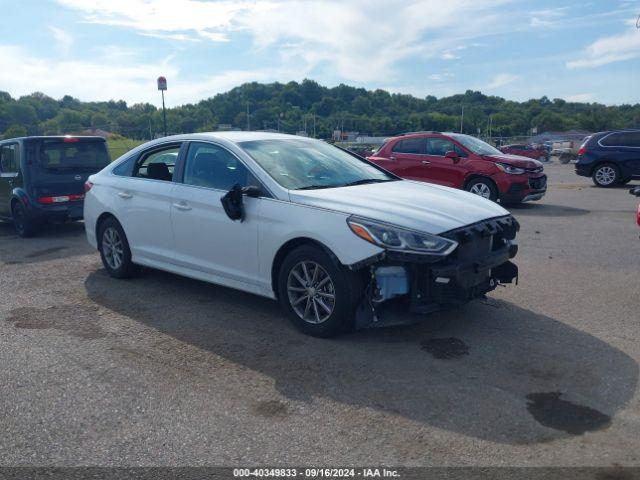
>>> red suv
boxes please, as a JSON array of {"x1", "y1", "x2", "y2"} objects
[
  {"x1": 499, "y1": 143, "x2": 549, "y2": 162},
  {"x1": 368, "y1": 132, "x2": 547, "y2": 204}
]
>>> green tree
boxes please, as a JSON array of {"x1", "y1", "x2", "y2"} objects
[
  {"x1": 0, "y1": 81, "x2": 637, "y2": 141},
  {"x1": 531, "y1": 111, "x2": 566, "y2": 132},
  {"x1": 352, "y1": 97, "x2": 372, "y2": 116},
  {"x1": 91, "y1": 112, "x2": 110, "y2": 128},
  {"x1": 3, "y1": 124, "x2": 27, "y2": 139}
]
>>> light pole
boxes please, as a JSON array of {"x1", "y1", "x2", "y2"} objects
[{"x1": 157, "y1": 76, "x2": 167, "y2": 137}]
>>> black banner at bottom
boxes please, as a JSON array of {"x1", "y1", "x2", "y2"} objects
[{"x1": 0, "y1": 467, "x2": 639, "y2": 480}]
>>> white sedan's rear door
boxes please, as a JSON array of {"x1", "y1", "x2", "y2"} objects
[{"x1": 115, "y1": 143, "x2": 182, "y2": 264}]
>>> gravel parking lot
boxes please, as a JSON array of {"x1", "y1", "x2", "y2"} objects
[{"x1": 1, "y1": 163, "x2": 638, "y2": 467}]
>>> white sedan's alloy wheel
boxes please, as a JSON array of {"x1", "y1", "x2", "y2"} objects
[
  {"x1": 102, "y1": 227, "x2": 125, "y2": 270},
  {"x1": 287, "y1": 261, "x2": 336, "y2": 324}
]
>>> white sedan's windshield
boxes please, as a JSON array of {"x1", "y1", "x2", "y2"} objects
[
  {"x1": 240, "y1": 139, "x2": 395, "y2": 190},
  {"x1": 450, "y1": 134, "x2": 502, "y2": 155}
]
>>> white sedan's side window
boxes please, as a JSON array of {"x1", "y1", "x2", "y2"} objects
[
  {"x1": 183, "y1": 142, "x2": 256, "y2": 191},
  {"x1": 133, "y1": 145, "x2": 180, "y2": 181}
]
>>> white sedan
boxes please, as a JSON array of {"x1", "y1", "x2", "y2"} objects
[{"x1": 84, "y1": 132, "x2": 519, "y2": 337}]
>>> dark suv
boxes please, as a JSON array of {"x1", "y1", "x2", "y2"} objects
[
  {"x1": 575, "y1": 130, "x2": 640, "y2": 187},
  {"x1": 499, "y1": 144, "x2": 549, "y2": 162},
  {"x1": 0, "y1": 136, "x2": 110, "y2": 237}
]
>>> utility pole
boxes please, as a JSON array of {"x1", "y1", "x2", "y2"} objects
[
  {"x1": 460, "y1": 105, "x2": 464, "y2": 133},
  {"x1": 246, "y1": 102, "x2": 250, "y2": 131},
  {"x1": 157, "y1": 76, "x2": 168, "y2": 137},
  {"x1": 162, "y1": 91, "x2": 167, "y2": 136},
  {"x1": 313, "y1": 114, "x2": 316, "y2": 138},
  {"x1": 277, "y1": 112, "x2": 283, "y2": 133}
]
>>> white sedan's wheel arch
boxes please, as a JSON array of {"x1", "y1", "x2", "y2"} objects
[
  {"x1": 259, "y1": 200, "x2": 383, "y2": 298},
  {"x1": 270, "y1": 237, "x2": 340, "y2": 299}
]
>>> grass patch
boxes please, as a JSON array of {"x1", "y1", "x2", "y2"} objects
[{"x1": 107, "y1": 137, "x2": 145, "y2": 161}]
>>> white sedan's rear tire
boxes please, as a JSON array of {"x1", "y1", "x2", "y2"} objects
[{"x1": 98, "y1": 217, "x2": 136, "y2": 279}]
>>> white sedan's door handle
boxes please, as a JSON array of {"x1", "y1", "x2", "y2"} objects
[
  {"x1": 173, "y1": 202, "x2": 192, "y2": 211},
  {"x1": 118, "y1": 191, "x2": 133, "y2": 199}
]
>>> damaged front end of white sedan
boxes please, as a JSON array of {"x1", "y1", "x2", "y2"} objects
[{"x1": 345, "y1": 214, "x2": 519, "y2": 329}]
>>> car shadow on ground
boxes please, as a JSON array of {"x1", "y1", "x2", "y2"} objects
[
  {"x1": 507, "y1": 203, "x2": 590, "y2": 217},
  {"x1": 84, "y1": 267, "x2": 637, "y2": 446},
  {"x1": 605, "y1": 182, "x2": 640, "y2": 189},
  {"x1": 0, "y1": 221, "x2": 93, "y2": 264}
]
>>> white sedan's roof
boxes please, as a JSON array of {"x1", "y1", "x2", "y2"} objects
[
  {"x1": 166, "y1": 131, "x2": 314, "y2": 144},
  {"x1": 112, "y1": 131, "x2": 319, "y2": 164}
]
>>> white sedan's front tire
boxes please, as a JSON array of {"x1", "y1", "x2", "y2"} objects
[{"x1": 277, "y1": 244, "x2": 360, "y2": 338}]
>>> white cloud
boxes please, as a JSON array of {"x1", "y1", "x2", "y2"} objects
[
  {"x1": 428, "y1": 72, "x2": 454, "y2": 81},
  {"x1": 486, "y1": 73, "x2": 518, "y2": 89},
  {"x1": 49, "y1": 26, "x2": 73, "y2": 56},
  {"x1": 567, "y1": 29, "x2": 640, "y2": 68},
  {"x1": 530, "y1": 7, "x2": 569, "y2": 17},
  {"x1": 55, "y1": 0, "x2": 250, "y2": 42},
  {"x1": 440, "y1": 45, "x2": 468, "y2": 60},
  {"x1": 140, "y1": 32, "x2": 202, "y2": 43},
  {"x1": 565, "y1": 93, "x2": 594, "y2": 102},
  {"x1": 0, "y1": 45, "x2": 302, "y2": 106},
  {"x1": 440, "y1": 51, "x2": 458, "y2": 60},
  {"x1": 237, "y1": 1, "x2": 514, "y2": 81},
  {"x1": 530, "y1": 17, "x2": 553, "y2": 27},
  {"x1": 0, "y1": 45, "x2": 177, "y2": 105},
  {"x1": 55, "y1": 0, "x2": 515, "y2": 82},
  {"x1": 529, "y1": 6, "x2": 568, "y2": 27}
]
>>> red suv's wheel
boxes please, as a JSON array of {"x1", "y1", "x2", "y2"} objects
[{"x1": 466, "y1": 178, "x2": 498, "y2": 201}]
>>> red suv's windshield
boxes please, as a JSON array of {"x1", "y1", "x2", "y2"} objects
[{"x1": 449, "y1": 134, "x2": 501, "y2": 155}]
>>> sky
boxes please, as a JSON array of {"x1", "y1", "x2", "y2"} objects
[{"x1": 0, "y1": 0, "x2": 639, "y2": 107}]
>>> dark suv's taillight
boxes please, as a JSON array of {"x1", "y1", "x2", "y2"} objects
[{"x1": 578, "y1": 147, "x2": 587, "y2": 156}]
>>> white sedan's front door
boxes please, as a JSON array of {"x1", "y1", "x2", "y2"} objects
[{"x1": 169, "y1": 142, "x2": 262, "y2": 290}]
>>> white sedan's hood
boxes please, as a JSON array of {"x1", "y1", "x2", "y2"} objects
[{"x1": 289, "y1": 180, "x2": 509, "y2": 234}]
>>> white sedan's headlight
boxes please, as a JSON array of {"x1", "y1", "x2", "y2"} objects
[
  {"x1": 496, "y1": 163, "x2": 526, "y2": 174},
  {"x1": 347, "y1": 217, "x2": 458, "y2": 255}
]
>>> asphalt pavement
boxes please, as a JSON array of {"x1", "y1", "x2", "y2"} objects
[{"x1": 0, "y1": 163, "x2": 639, "y2": 466}]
